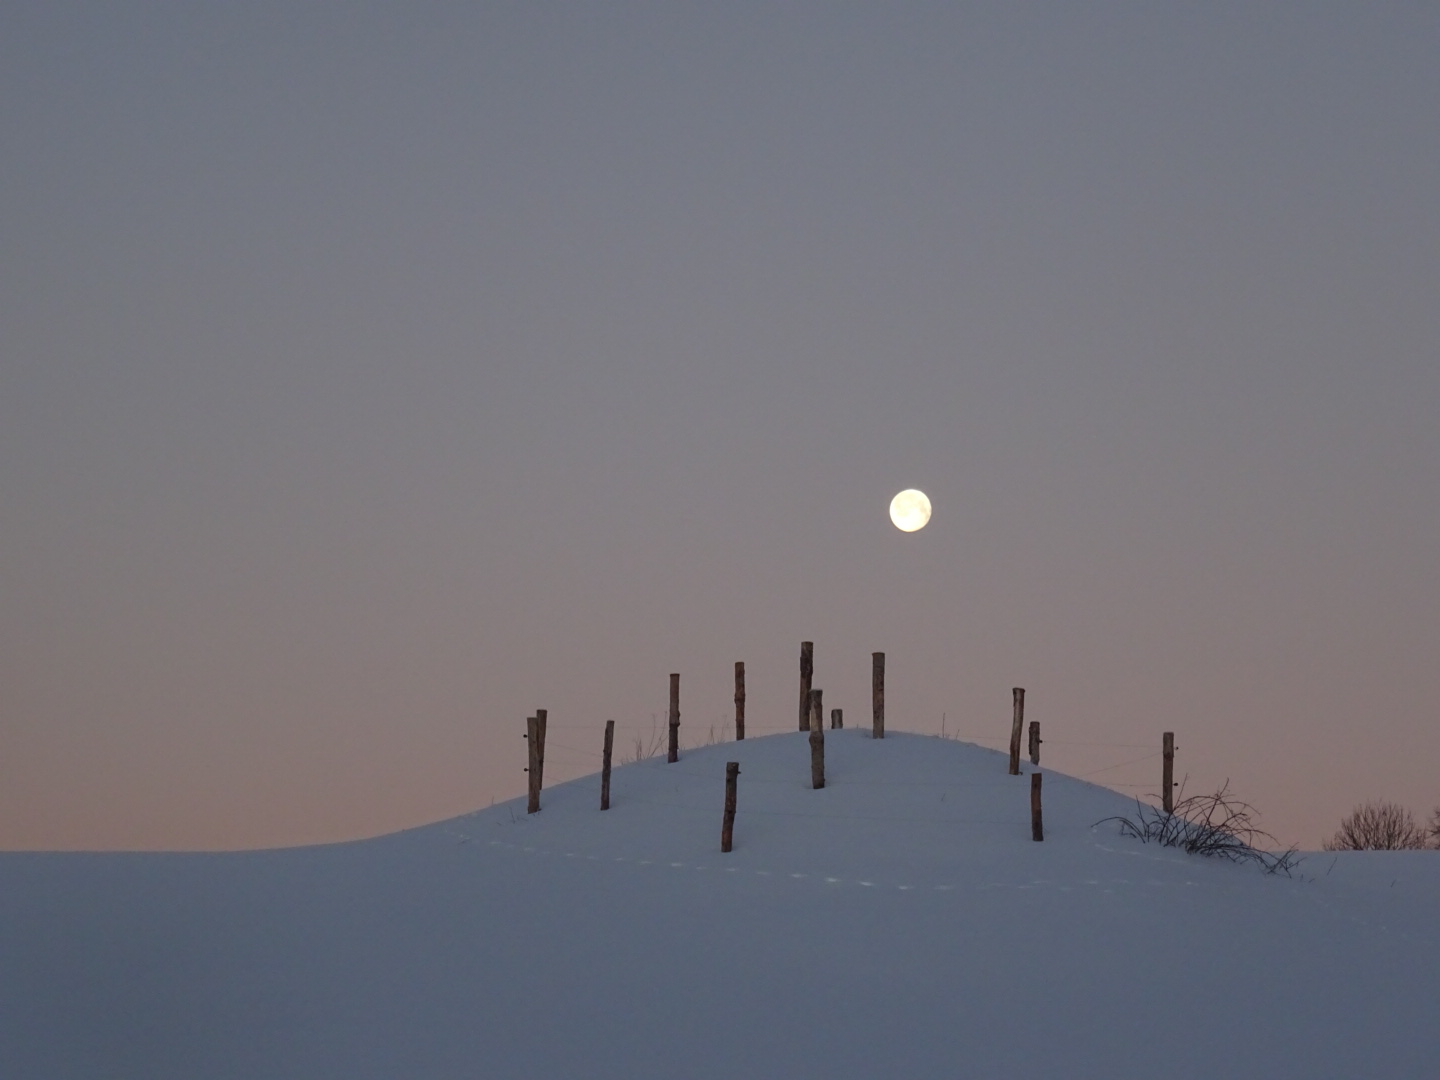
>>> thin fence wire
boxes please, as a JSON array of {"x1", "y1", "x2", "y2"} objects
[{"x1": 520, "y1": 717, "x2": 1170, "y2": 801}]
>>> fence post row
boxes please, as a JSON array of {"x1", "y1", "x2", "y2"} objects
[
  {"x1": 1008, "y1": 688, "x2": 1025, "y2": 775},
  {"x1": 668, "y1": 674, "x2": 681, "y2": 764},
  {"x1": 721, "y1": 761, "x2": 740, "y2": 852},
  {"x1": 872, "y1": 652, "x2": 885, "y2": 739},
  {"x1": 831, "y1": 708, "x2": 842, "y2": 730},
  {"x1": 799, "y1": 641, "x2": 814, "y2": 732},
  {"x1": 600, "y1": 719, "x2": 614, "y2": 811},
  {"x1": 1162, "y1": 731, "x2": 1175, "y2": 813},
  {"x1": 734, "y1": 661, "x2": 746, "y2": 741},
  {"x1": 809, "y1": 688, "x2": 825, "y2": 789}
]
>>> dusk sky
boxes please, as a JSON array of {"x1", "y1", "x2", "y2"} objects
[{"x1": 3, "y1": 3, "x2": 1437, "y2": 851}]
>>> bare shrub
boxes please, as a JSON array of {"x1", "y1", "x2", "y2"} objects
[
  {"x1": 1096, "y1": 781, "x2": 1299, "y2": 875},
  {"x1": 1324, "y1": 800, "x2": 1429, "y2": 851},
  {"x1": 623, "y1": 715, "x2": 669, "y2": 764},
  {"x1": 1430, "y1": 807, "x2": 1440, "y2": 849}
]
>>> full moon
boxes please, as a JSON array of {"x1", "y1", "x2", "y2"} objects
[{"x1": 888, "y1": 488, "x2": 932, "y2": 532}]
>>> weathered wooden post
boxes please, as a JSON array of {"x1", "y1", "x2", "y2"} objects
[
  {"x1": 721, "y1": 761, "x2": 740, "y2": 852},
  {"x1": 831, "y1": 708, "x2": 842, "y2": 730},
  {"x1": 1162, "y1": 731, "x2": 1175, "y2": 813},
  {"x1": 668, "y1": 673, "x2": 681, "y2": 763},
  {"x1": 734, "y1": 661, "x2": 746, "y2": 741},
  {"x1": 535, "y1": 708, "x2": 548, "y2": 790},
  {"x1": 1028, "y1": 720, "x2": 1041, "y2": 766},
  {"x1": 872, "y1": 652, "x2": 885, "y2": 739},
  {"x1": 600, "y1": 720, "x2": 615, "y2": 810},
  {"x1": 1031, "y1": 772, "x2": 1044, "y2": 841},
  {"x1": 526, "y1": 715, "x2": 541, "y2": 814},
  {"x1": 1008, "y1": 688, "x2": 1025, "y2": 775},
  {"x1": 809, "y1": 688, "x2": 825, "y2": 789},
  {"x1": 799, "y1": 641, "x2": 813, "y2": 732}
]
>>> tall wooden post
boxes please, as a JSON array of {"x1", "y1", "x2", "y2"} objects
[
  {"x1": 1008, "y1": 688, "x2": 1025, "y2": 775},
  {"x1": 600, "y1": 720, "x2": 615, "y2": 810},
  {"x1": 1031, "y1": 773, "x2": 1044, "y2": 841},
  {"x1": 1028, "y1": 721, "x2": 1041, "y2": 766},
  {"x1": 799, "y1": 641, "x2": 813, "y2": 732},
  {"x1": 721, "y1": 762, "x2": 740, "y2": 852},
  {"x1": 1162, "y1": 731, "x2": 1175, "y2": 813},
  {"x1": 668, "y1": 673, "x2": 681, "y2": 763},
  {"x1": 831, "y1": 708, "x2": 842, "y2": 730},
  {"x1": 526, "y1": 715, "x2": 541, "y2": 814},
  {"x1": 872, "y1": 652, "x2": 885, "y2": 739},
  {"x1": 734, "y1": 661, "x2": 746, "y2": 741},
  {"x1": 809, "y1": 688, "x2": 825, "y2": 789},
  {"x1": 535, "y1": 708, "x2": 548, "y2": 790}
]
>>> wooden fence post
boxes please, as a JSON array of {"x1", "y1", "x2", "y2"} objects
[
  {"x1": 799, "y1": 641, "x2": 813, "y2": 732},
  {"x1": 872, "y1": 652, "x2": 885, "y2": 739},
  {"x1": 600, "y1": 720, "x2": 615, "y2": 810},
  {"x1": 1162, "y1": 731, "x2": 1175, "y2": 813},
  {"x1": 1008, "y1": 688, "x2": 1025, "y2": 775},
  {"x1": 721, "y1": 762, "x2": 740, "y2": 852},
  {"x1": 831, "y1": 708, "x2": 842, "y2": 730},
  {"x1": 809, "y1": 688, "x2": 825, "y2": 789},
  {"x1": 668, "y1": 674, "x2": 681, "y2": 763},
  {"x1": 526, "y1": 715, "x2": 540, "y2": 814},
  {"x1": 1031, "y1": 773, "x2": 1044, "y2": 841},
  {"x1": 1028, "y1": 721, "x2": 1041, "y2": 766},
  {"x1": 535, "y1": 708, "x2": 548, "y2": 790},
  {"x1": 734, "y1": 661, "x2": 746, "y2": 741}
]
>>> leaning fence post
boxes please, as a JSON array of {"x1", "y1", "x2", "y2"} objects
[
  {"x1": 1028, "y1": 720, "x2": 1041, "y2": 766},
  {"x1": 668, "y1": 674, "x2": 681, "y2": 763},
  {"x1": 535, "y1": 708, "x2": 548, "y2": 790},
  {"x1": 1031, "y1": 773, "x2": 1044, "y2": 841},
  {"x1": 526, "y1": 715, "x2": 541, "y2": 814},
  {"x1": 872, "y1": 652, "x2": 885, "y2": 739},
  {"x1": 1008, "y1": 688, "x2": 1025, "y2": 775},
  {"x1": 809, "y1": 688, "x2": 825, "y2": 789},
  {"x1": 799, "y1": 641, "x2": 813, "y2": 732},
  {"x1": 734, "y1": 661, "x2": 746, "y2": 741},
  {"x1": 600, "y1": 720, "x2": 615, "y2": 810},
  {"x1": 721, "y1": 762, "x2": 740, "y2": 852},
  {"x1": 831, "y1": 708, "x2": 842, "y2": 730},
  {"x1": 1162, "y1": 731, "x2": 1175, "y2": 813}
]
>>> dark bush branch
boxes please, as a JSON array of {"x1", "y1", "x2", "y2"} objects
[
  {"x1": 1323, "y1": 800, "x2": 1429, "y2": 851},
  {"x1": 1096, "y1": 780, "x2": 1299, "y2": 876}
]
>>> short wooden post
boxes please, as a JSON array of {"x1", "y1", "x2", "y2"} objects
[
  {"x1": 872, "y1": 652, "x2": 885, "y2": 739},
  {"x1": 600, "y1": 720, "x2": 615, "y2": 810},
  {"x1": 734, "y1": 661, "x2": 746, "y2": 741},
  {"x1": 535, "y1": 708, "x2": 548, "y2": 790},
  {"x1": 721, "y1": 761, "x2": 740, "y2": 852},
  {"x1": 798, "y1": 641, "x2": 813, "y2": 732},
  {"x1": 1162, "y1": 731, "x2": 1175, "y2": 813},
  {"x1": 1008, "y1": 688, "x2": 1025, "y2": 775},
  {"x1": 668, "y1": 673, "x2": 680, "y2": 763},
  {"x1": 1028, "y1": 720, "x2": 1041, "y2": 766},
  {"x1": 809, "y1": 688, "x2": 825, "y2": 789},
  {"x1": 526, "y1": 715, "x2": 541, "y2": 814},
  {"x1": 1030, "y1": 772, "x2": 1044, "y2": 841},
  {"x1": 831, "y1": 708, "x2": 842, "y2": 730}
]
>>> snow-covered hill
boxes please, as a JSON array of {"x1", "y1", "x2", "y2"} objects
[{"x1": 3, "y1": 731, "x2": 1437, "y2": 1078}]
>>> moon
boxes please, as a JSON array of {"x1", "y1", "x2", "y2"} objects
[{"x1": 888, "y1": 489, "x2": 932, "y2": 532}]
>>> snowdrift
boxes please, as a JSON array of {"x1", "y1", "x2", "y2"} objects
[{"x1": 3, "y1": 731, "x2": 1437, "y2": 1078}]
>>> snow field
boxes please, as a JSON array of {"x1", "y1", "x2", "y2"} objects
[{"x1": 3, "y1": 731, "x2": 1437, "y2": 1078}]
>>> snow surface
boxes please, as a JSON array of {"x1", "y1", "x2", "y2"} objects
[{"x1": 3, "y1": 731, "x2": 1437, "y2": 1078}]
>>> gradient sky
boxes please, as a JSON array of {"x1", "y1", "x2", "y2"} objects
[{"x1": 3, "y1": 3, "x2": 1437, "y2": 851}]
